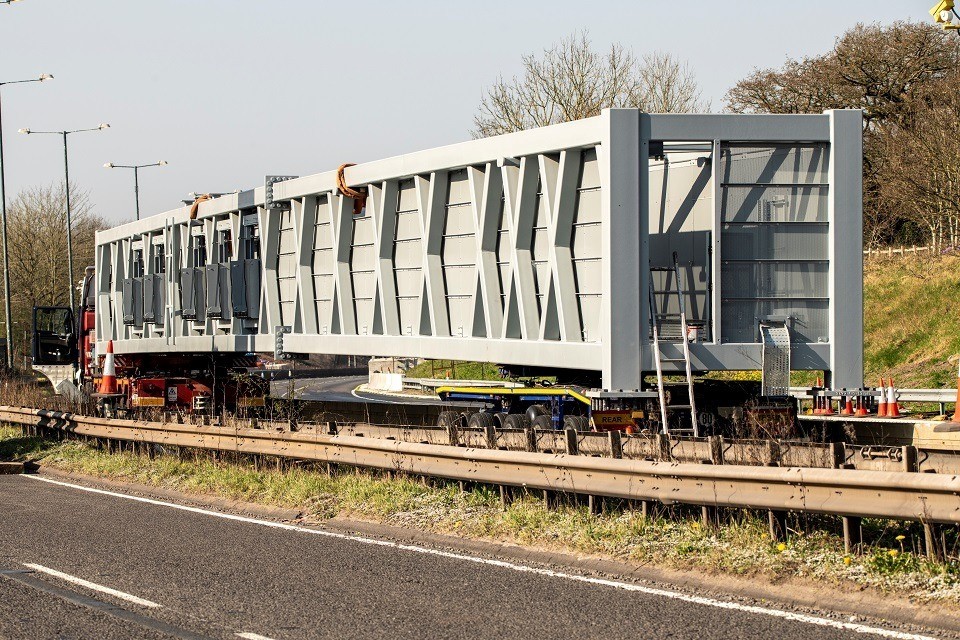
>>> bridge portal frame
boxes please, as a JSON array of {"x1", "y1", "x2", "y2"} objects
[{"x1": 95, "y1": 109, "x2": 863, "y2": 391}]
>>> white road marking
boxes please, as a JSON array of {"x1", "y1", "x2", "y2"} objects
[
  {"x1": 350, "y1": 387, "x2": 394, "y2": 403},
  {"x1": 23, "y1": 562, "x2": 162, "y2": 609},
  {"x1": 236, "y1": 633, "x2": 277, "y2": 640},
  {"x1": 24, "y1": 474, "x2": 936, "y2": 640}
]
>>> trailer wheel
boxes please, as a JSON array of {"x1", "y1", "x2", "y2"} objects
[
  {"x1": 525, "y1": 404, "x2": 547, "y2": 423},
  {"x1": 503, "y1": 413, "x2": 530, "y2": 429},
  {"x1": 563, "y1": 415, "x2": 588, "y2": 431},
  {"x1": 493, "y1": 412, "x2": 508, "y2": 429},
  {"x1": 532, "y1": 414, "x2": 553, "y2": 430},
  {"x1": 467, "y1": 412, "x2": 496, "y2": 430},
  {"x1": 437, "y1": 410, "x2": 464, "y2": 429}
]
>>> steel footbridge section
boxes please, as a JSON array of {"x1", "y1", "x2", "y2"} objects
[{"x1": 93, "y1": 109, "x2": 864, "y2": 393}]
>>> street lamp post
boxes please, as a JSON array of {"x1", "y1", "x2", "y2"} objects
[
  {"x1": 20, "y1": 123, "x2": 109, "y2": 312},
  {"x1": 104, "y1": 161, "x2": 168, "y2": 220},
  {"x1": 0, "y1": 73, "x2": 52, "y2": 369}
]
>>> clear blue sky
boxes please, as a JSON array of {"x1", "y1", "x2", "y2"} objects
[{"x1": 0, "y1": 1, "x2": 938, "y2": 225}]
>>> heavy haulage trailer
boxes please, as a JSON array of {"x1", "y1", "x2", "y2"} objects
[{"x1": 31, "y1": 109, "x2": 864, "y2": 431}]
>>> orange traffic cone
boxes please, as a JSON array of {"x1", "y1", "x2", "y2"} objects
[
  {"x1": 855, "y1": 394, "x2": 869, "y2": 417},
  {"x1": 887, "y1": 379, "x2": 901, "y2": 418},
  {"x1": 98, "y1": 340, "x2": 118, "y2": 394},
  {"x1": 840, "y1": 393, "x2": 854, "y2": 416},
  {"x1": 877, "y1": 378, "x2": 888, "y2": 417}
]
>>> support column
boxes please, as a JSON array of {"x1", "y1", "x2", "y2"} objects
[
  {"x1": 827, "y1": 109, "x2": 863, "y2": 390},
  {"x1": 600, "y1": 109, "x2": 644, "y2": 391}
]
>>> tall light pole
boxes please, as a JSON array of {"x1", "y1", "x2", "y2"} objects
[
  {"x1": 19, "y1": 123, "x2": 109, "y2": 312},
  {"x1": 104, "y1": 161, "x2": 168, "y2": 220},
  {"x1": 0, "y1": 73, "x2": 53, "y2": 369}
]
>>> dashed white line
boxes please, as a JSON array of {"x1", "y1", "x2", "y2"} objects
[
  {"x1": 23, "y1": 474, "x2": 937, "y2": 640},
  {"x1": 23, "y1": 562, "x2": 161, "y2": 608},
  {"x1": 236, "y1": 633, "x2": 277, "y2": 640}
]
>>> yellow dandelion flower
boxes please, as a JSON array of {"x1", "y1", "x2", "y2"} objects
[
  {"x1": 843, "y1": 556, "x2": 852, "y2": 566},
  {"x1": 776, "y1": 542, "x2": 787, "y2": 552},
  {"x1": 691, "y1": 522, "x2": 701, "y2": 529},
  {"x1": 895, "y1": 535, "x2": 906, "y2": 541},
  {"x1": 888, "y1": 549, "x2": 899, "y2": 557}
]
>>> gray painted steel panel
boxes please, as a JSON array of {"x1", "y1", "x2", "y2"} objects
[{"x1": 95, "y1": 110, "x2": 864, "y2": 390}]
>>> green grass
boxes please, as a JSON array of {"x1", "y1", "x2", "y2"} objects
[
  {"x1": 864, "y1": 255, "x2": 960, "y2": 388},
  {"x1": 3, "y1": 424, "x2": 959, "y2": 604},
  {"x1": 404, "y1": 360, "x2": 507, "y2": 381}
]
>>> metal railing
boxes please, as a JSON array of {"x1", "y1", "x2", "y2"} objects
[{"x1": 4, "y1": 406, "x2": 960, "y2": 524}]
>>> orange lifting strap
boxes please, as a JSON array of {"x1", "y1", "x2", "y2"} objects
[
  {"x1": 336, "y1": 163, "x2": 367, "y2": 215},
  {"x1": 189, "y1": 193, "x2": 212, "y2": 220}
]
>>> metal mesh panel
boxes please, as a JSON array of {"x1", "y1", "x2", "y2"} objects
[{"x1": 761, "y1": 322, "x2": 791, "y2": 396}]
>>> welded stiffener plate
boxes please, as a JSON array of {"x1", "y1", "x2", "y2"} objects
[{"x1": 760, "y1": 322, "x2": 791, "y2": 397}]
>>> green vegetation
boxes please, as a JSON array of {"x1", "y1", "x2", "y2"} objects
[
  {"x1": 404, "y1": 360, "x2": 506, "y2": 381},
  {"x1": 863, "y1": 255, "x2": 960, "y2": 388},
  {"x1": 3, "y1": 424, "x2": 958, "y2": 604}
]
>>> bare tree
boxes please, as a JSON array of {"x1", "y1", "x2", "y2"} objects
[
  {"x1": 5, "y1": 182, "x2": 107, "y2": 328},
  {"x1": 726, "y1": 21, "x2": 960, "y2": 247},
  {"x1": 472, "y1": 32, "x2": 708, "y2": 138},
  {"x1": 877, "y1": 75, "x2": 960, "y2": 250}
]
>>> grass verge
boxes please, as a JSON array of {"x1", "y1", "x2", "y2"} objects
[{"x1": 2, "y1": 424, "x2": 959, "y2": 605}]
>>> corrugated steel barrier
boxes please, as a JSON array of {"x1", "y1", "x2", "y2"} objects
[{"x1": 4, "y1": 405, "x2": 960, "y2": 524}]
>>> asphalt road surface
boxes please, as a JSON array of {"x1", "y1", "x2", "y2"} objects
[
  {"x1": 271, "y1": 375, "x2": 447, "y2": 405},
  {"x1": 0, "y1": 473, "x2": 941, "y2": 640}
]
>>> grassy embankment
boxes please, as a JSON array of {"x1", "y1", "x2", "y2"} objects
[{"x1": 2, "y1": 423, "x2": 958, "y2": 603}]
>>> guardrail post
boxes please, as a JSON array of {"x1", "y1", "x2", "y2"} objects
[
  {"x1": 524, "y1": 427, "x2": 537, "y2": 452},
  {"x1": 902, "y1": 445, "x2": 943, "y2": 559},
  {"x1": 830, "y1": 441, "x2": 846, "y2": 469},
  {"x1": 608, "y1": 430, "x2": 623, "y2": 459},
  {"x1": 485, "y1": 425, "x2": 497, "y2": 449},
  {"x1": 708, "y1": 435, "x2": 724, "y2": 465},
  {"x1": 768, "y1": 509, "x2": 788, "y2": 542},
  {"x1": 656, "y1": 433, "x2": 671, "y2": 461},
  {"x1": 701, "y1": 505, "x2": 718, "y2": 529},
  {"x1": 564, "y1": 428, "x2": 579, "y2": 456},
  {"x1": 446, "y1": 424, "x2": 460, "y2": 447},
  {"x1": 500, "y1": 485, "x2": 514, "y2": 507},
  {"x1": 842, "y1": 516, "x2": 862, "y2": 554},
  {"x1": 902, "y1": 445, "x2": 918, "y2": 473},
  {"x1": 832, "y1": 441, "x2": 860, "y2": 552},
  {"x1": 766, "y1": 440, "x2": 781, "y2": 467}
]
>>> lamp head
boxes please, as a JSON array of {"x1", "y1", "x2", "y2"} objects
[
  {"x1": 38, "y1": 73, "x2": 53, "y2": 82},
  {"x1": 17, "y1": 128, "x2": 29, "y2": 134},
  {"x1": 158, "y1": 160, "x2": 168, "y2": 166},
  {"x1": 104, "y1": 163, "x2": 114, "y2": 169},
  {"x1": 98, "y1": 123, "x2": 110, "y2": 130}
]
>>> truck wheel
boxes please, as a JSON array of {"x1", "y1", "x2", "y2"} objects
[
  {"x1": 493, "y1": 412, "x2": 508, "y2": 429},
  {"x1": 563, "y1": 415, "x2": 588, "y2": 431},
  {"x1": 525, "y1": 404, "x2": 547, "y2": 423},
  {"x1": 437, "y1": 410, "x2": 463, "y2": 429},
  {"x1": 467, "y1": 412, "x2": 496, "y2": 430},
  {"x1": 532, "y1": 414, "x2": 553, "y2": 430},
  {"x1": 503, "y1": 414, "x2": 530, "y2": 429}
]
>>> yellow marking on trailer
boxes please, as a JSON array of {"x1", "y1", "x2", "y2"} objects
[{"x1": 436, "y1": 386, "x2": 591, "y2": 406}]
